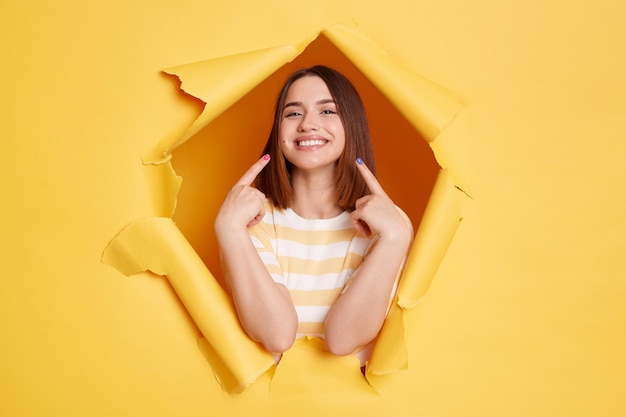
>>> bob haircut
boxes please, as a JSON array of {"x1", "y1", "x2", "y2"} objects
[{"x1": 256, "y1": 65, "x2": 376, "y2": 211}]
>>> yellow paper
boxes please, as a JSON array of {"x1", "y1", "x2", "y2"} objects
[
  {"x1": 5, "y1": 1, "x2": 626, "y2": 415},
  {"x1": 322, "y1": 22, "x2": 465, "y2": 143},
  {"x1": 153, "y1": 43, "x2": 307, "y2": 162},
  {"x1": 101, "y1": 21, "x2": 466, "y2": 393},
  {"x1": 102, "y1": 217, "x2": 275, "y2": 393}
]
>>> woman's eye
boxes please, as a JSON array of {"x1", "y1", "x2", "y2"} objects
[
  {"x1": 284, "y1": 111, "x2": 302, "y2": 118},
  {"x1": 321, "y1": 109, "x2": 337, "y2": 115}
]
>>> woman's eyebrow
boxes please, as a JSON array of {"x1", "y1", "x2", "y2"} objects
[
  {"x1": 283, "y1": 101, "x2": 302, "y2": 110},
  {"x1": 283, "y1": 99, "x2": 335, "y2": 110}
]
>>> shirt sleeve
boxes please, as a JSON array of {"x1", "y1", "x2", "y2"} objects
[
  {"x1": 387, "y1": 206, "x2": 414, "y2": 298},
  {"x1": 342, "y1": 205, "x2": 414, "y2": 305},
  {"x1": 247, "y1": 206, "x2": 287, "y2": 287}
]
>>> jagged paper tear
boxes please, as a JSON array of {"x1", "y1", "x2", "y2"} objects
[{"x1": 102, "y1": 20, "x2": 468, "y2": 393}]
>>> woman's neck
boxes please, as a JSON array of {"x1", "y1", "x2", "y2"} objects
[{"x1": 290, "y1": 167, "x2": 342, "y2": 219}]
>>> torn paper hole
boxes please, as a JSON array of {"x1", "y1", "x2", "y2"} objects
[{"x1": 102, "y1": 20, "x2": 468, "y2": 393}]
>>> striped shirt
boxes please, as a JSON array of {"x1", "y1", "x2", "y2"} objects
[{"x1": 248, "y1": 199, "x2": 405, "y2": 341}]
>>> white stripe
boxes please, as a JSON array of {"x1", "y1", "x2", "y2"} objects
[
  {"x1": 276, "y1": 239, "x2": 348, "y2": 260},
  {"x1": 296, "y1": 305, "x2": 331, "y2": 323},
  {"x1": 270, "y1": 273, "x2": 286, "y2": 286},
  {"x1": 257, "y1": 251, "x2": 280, "y2": 266},
  {"x1": 270, "y1": 208, "x2": 353, "y2": 231},
  {"x1": 249, "y1": 235, "x2": 263, "y2": 248},
  {"x1": 285, "y1": 270, "x2": 354, "y2": 290}
]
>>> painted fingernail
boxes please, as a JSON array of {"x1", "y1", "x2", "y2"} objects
[
  {"x1": 262, "y1": 154, "x2": 270, "y2": 161},
  {"x1": 356, "y1": 157, "x2": 363, "y2": 165}
]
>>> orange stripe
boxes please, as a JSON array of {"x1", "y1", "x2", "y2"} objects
[
  {"x1": 277, "y1": 252, "x2": 364, "y2": 275},
  {"x1": 289, "y1": 287, "x2": 343, "y2": 306},
  {"x1": 275, "y1": 224, "x2": 359, "y2": 245},
  {"x1": 265, "y1": 264, "x2": 282, "y2": 275},
  {"x1": 297, "y1": 321, "x2": 325, "y2": 335}
]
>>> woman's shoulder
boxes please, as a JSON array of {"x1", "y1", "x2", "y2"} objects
[
  {"x1": 261, "y1": 198, "x2": 288, "y2": 220},
  {"x1": 262, "y1": 198, "x2": 276, "y2": 212},
  {"x1": 395, "y1": 205, "x2": 414, "y2": 234},
  {"x1": 252, "y1": 199, "x2": 294, "y2": 229},
  {"x1": 247, "y1": 199, "x2": 279, "y2": 240}
]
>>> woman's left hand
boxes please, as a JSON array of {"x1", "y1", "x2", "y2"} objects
[{"x1": 350, "y1": 159, "x2": 412, "y2": 245}]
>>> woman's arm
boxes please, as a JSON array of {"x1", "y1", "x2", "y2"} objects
[
  {"x1": 324, "y1": 159, "x2": 412, "y2": 356},
  {"x1": 215, "y1": 156, "x2": 298, "y2": 354}
]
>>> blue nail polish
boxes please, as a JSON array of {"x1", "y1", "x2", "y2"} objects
[{"x1": 356, "y1": 157, "x2": 363, "y2": 165}]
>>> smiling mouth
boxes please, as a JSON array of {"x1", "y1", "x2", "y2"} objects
[{"x1": 296, "y1": 139, "x2": 328, "y2": 148}]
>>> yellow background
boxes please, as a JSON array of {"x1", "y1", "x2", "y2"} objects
[{"x1": 2, "y1": 1, "x2": 625, "y2": 416}]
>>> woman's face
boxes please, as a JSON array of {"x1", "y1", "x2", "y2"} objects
[{"x1": 279, "y1": 75, "x2": 346, "y2": 172}]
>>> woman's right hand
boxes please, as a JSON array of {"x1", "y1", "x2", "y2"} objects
[
  {"x1": 215, "y1": 154, "x2": 271, "y2": 234},
  {"x1": 214, "y1": 154, "x2": 298, "y2": 353}
]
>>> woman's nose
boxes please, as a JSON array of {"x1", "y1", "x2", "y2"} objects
[{"x1": 297, "y1": 113, "x2": 319, "y2": 131}]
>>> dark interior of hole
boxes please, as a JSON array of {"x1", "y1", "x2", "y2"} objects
[{"x1": 172, "y1": 35, "x2": 440, "y2": 289}]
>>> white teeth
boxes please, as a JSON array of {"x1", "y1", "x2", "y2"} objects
[{"x1": 297, "y1": 139, "x2": 326, "y2": 147}]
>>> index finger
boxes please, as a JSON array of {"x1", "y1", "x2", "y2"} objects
[
  {"x1": 355, "y1": 157, "x2": 386, "y2": 195},
  {"x1": 235, "y1": 154, "x2": 271, "y2": 186}
]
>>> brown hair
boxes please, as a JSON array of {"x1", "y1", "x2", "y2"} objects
[{"x1": 256, "y1": 65, "x2": 376, "y2": 211}]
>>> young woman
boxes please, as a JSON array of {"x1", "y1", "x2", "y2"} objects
[{"x1": 215, "y1": 66, "x2": 412, "y2": 362}]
